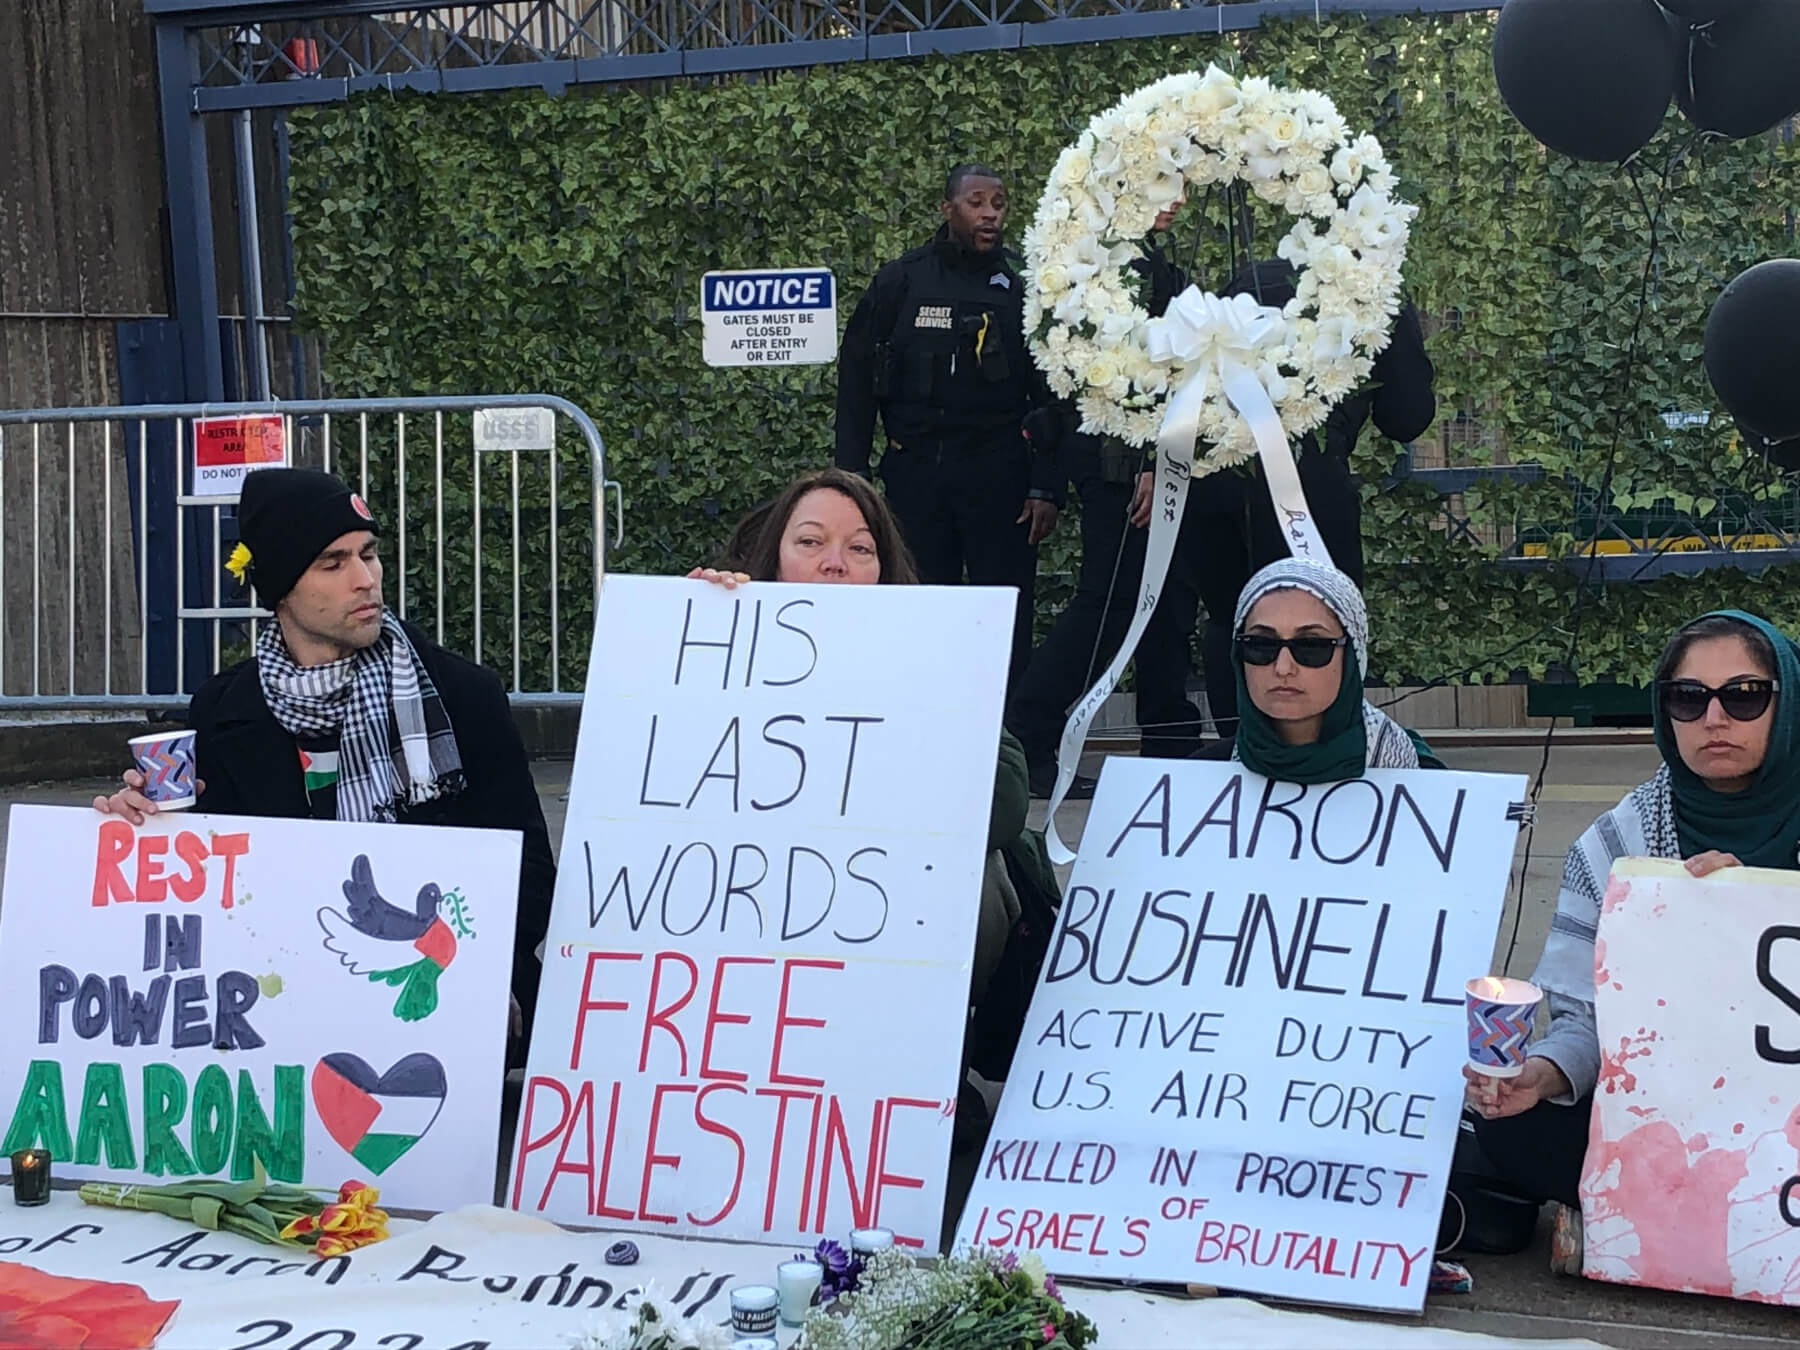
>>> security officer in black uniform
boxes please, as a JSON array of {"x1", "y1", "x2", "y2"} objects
[{"x1": 835, "y1": 163, "x2": 1062, "y2": 688}]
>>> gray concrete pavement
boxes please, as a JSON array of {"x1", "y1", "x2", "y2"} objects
[{"x1": 5, "y1": 745, "x2": 1795, "y2": 1346}]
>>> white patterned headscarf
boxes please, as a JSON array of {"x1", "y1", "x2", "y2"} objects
[{"x1": 1232, "y1": 558, "x2": 1420, "y2": 771}]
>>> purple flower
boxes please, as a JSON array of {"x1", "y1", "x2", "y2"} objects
[
  {"x1": 812, "y1": 1239, "x2": 863, "y2": 1299},
  {"x1": 1000, "y1": 1252, "x2": 1019, "y2": 1272},
  {"x1": 1044, "y1": 1273, "x2": 1063, "y2": 1304}
]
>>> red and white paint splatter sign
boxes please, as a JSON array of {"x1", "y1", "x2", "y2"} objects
[{"x1": 1584, "y1": 857, "x2": 1800, "y2": 1303}]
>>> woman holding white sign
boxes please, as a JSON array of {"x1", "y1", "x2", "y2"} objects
[
  {"x1": 1194, "y1": 556, "x2": 1440, "y2": 780},
  {"x1": 1466, "y1": 610, "x2": 1800, "y2": 1254},
  {"x1": 689, "y1": 467, "x2": 1064, "y2": 1147}
]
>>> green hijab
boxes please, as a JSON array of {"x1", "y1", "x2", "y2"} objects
[
  {"x1": 1234, "y1": 649, "x2": 1368, "y2": 783},
  {"x1": 1652, "y1": 609, "x2": 1800, "y2": 870},
  {"x1": 1229, "y1": 558, "x2": 1422, "y2": 785}
]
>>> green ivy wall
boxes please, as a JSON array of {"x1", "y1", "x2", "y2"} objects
[{"x1": 287, "y1": 13, "x2": 1800, "y2": 690}]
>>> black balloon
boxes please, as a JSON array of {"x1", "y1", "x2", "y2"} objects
[
  {"x1": 1675, "y1": 0, "x2": 1800, "y2": 139},
  {"x1": 1493, "y1": 0, "x2": 1679, "y2": 162},
  {"x1": 1706, "y1": 261, "x2": 1800, "y2": 442}
]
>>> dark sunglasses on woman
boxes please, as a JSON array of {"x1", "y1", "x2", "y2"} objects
[
  {"x1": 1236, "y1": 633, "x2": 1349, "y2": 669},
  {"x1": 1657, "y1": 678, "x2": 1778, "y2": 723}
]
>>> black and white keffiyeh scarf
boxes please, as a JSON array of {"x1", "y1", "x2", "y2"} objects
[
  {"x1": 1534, "y1": 766, "x2": 1680, "y2": 1002},
  {"x1": 256, "y1": 612, "x2": 465, "y2": 822}
]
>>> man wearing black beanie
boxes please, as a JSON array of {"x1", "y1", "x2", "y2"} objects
[{"x1": 96, "y1": 468, "x2": 555, "y2": 1059}]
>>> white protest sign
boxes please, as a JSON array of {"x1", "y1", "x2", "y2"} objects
[
  {"x1": 1582, "y1": 857, "x2": 1800, "y2": 1303},
  {"x1": 0, "y1": 807, "x2": 520, "y2": 1210},
  {"x1": 701, "y1": 268, "x2": 837, "y2": 367},
  {"x1": 512, "y1": 575, "x2": 1011, "y2": 1249},
  {"x1": 0, "y1": 1199, "x2": 1593, "y2": 1350},
  {"x1": 957, "y1": 759, "x2": 1526, "y2": 1313},
  {"x1": 0, "y1": 1199, "x2": 788, "y2": 1350}
]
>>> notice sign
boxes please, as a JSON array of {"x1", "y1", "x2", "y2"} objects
[
  {"x1": 956, "y1": 759, "x2": 1526, "y2": 1312},
  {"x1": 701, "y1": 268, "x2": 836, "y2": 367},
  {"x1": 1582, "y1": 858, "x2": 1800, "y2": 1304},
  {"x1": 0, "y1": 807, "x2": 521, "y2": 1210},
  {"x1": 512, "y1": 575, "x2": 1012, "y2": 1248},
  {"x1": 191, "y1": 415, "x2": 286, "y2": 497}
]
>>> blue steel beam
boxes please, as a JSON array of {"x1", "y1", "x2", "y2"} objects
[
  {"x1": 154, "y1": 22, "x2": 226, "y2": 402},
  {"x1": 163, "y1": 0, "x2": 1504, "y2": 113}
]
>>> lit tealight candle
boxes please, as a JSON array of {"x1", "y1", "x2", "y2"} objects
[
  {"x1": 9, "y1": 1149, "x2": 50, "y2": 1207},
  {"x1": 777, "y1": 1258, "x2": 822, "y2": 1325}
]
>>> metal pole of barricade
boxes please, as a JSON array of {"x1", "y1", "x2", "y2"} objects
[{"x1": 0, "y1": 395, "x2": 612, "y2": 712}]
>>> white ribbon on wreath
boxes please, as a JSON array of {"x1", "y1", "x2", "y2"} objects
[{"x1": 1028, "y1": 66, "x2": 1415, "y2": 861}]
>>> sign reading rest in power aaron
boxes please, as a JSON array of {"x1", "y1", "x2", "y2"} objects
[{"x1": 0, "y1": 807, "x2": 521, "y2": 1211}]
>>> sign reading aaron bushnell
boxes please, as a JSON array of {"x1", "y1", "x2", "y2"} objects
[
  {"x1": 0, "y1": 807, "x2": 521, "y2": 1211},
  {"x1": 957, "y1": 759, "x2": 1525, "y2": 1314},
  {"x1": 701, "y1": 268, "x2": 836, "y2": 367}
]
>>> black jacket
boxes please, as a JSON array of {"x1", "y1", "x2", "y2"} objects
[
  {"x1": 835, "y1": 226, "x2": 1060, "y2": 501},
  {"x1": 187, "y1": 623, "x2": 557, "y2": 1038},
  {"x1": 1224, "y1": 257, "x2": 1437, "y2": 471}
]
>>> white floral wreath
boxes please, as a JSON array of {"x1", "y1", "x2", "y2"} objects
[{"x1": 1023, "y1": 65, "x2": 1417, "y2": 470}]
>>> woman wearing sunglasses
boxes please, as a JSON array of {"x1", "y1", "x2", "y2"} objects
[
  {"x1": 1197, "y1": 556, "x2": 1435, "y2": 779},
  {"x1": 1464, "y1": 609, "x2": 1800, "y2": 1258}
]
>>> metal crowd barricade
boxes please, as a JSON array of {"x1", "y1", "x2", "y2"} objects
[{"x1": 0, "y1": 396, "x2": 616, "y2": 711}]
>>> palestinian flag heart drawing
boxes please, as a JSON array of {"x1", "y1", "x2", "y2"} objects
[
  {"x1": 317, "y1": 855, "x2": 463, "y2": 1022},
  {"x1": 312, "y1": 1052, "x2": 447, "y2": 1174}
]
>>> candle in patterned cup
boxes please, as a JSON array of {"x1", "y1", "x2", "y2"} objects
[{"x1": 1465, "y1": 976, "x2": 1543, "y2": 1078}]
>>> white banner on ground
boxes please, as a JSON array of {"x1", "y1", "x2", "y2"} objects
[
  {"x1": 959, "y1": 758, "x2": 1525, "y2": 1313},
  {"x1": 0, "y1": 1197, "x2": 1597, "y2": 1349},
  {"x1": 1584, "y1": 857, "x2": 1800, "y2": 1304},
  {"x1": 0, "y1": 807, "x2": 520, "y2": 1210},
  {"x1": 513, "y1": 575, "x2": 1011, "y2": 1249}
]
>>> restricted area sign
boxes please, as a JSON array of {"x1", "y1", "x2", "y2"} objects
[
  {"x1": 191, "y1": 414, "x2": 287, "y2": 497},
  {"x1": 701, "y1": 267, "x2": 836, "y2": 368}
]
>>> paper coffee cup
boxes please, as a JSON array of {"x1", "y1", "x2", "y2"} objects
[
  {"x1": 129, "y1": 729, "x2": 198, "y2": 810},
  {"x1": 1465, "y1": 976, "x2": 1543, "y2": 1079}
]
